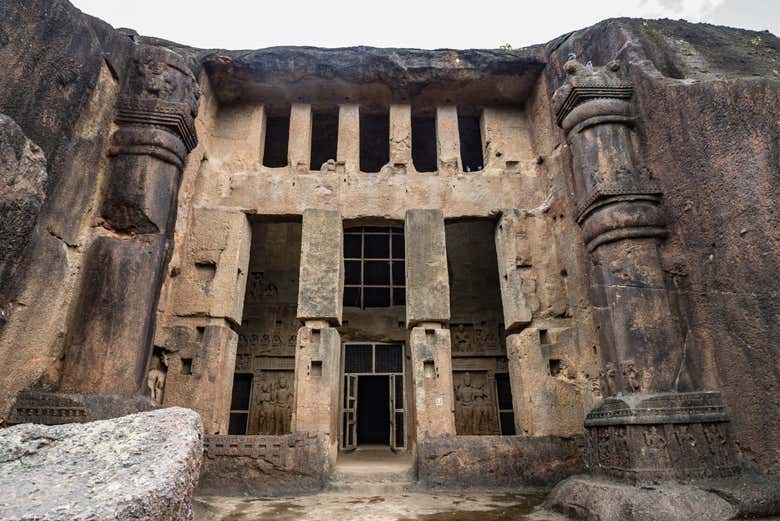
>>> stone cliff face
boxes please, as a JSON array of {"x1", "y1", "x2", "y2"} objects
[
  {"x1": 544, "y1": 19, "x2": 780, "y2": 474},
  {"x1": 0, "y1": 0, "x2": 777, "y2": 478}
]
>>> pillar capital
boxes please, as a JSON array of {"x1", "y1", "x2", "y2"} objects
[{"x1": 113, "y1": 45, "x2": 200, "y2": 160}]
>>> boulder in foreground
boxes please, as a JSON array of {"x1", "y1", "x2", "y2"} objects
[{"x1": 0, "y1": 407, "x2": 203, "y2": 521}]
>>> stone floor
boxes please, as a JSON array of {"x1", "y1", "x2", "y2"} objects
[
  {"x1": 193, "y1": 491, "x2": 549, "y2": 521},
  {"x1": 194, "y1": 445, "x2": 552, "y2": 520}
]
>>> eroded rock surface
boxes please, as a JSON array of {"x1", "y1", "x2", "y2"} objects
[
  {"x1": 0, "y1": 114, "x2": 47, "y2": 304},
  {"x1": 0, "y1": 407, "x2": 203, "y2": 521}
]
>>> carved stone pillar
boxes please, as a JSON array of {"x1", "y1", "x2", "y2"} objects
[
  {"x1": 405, "y1": 209, "x2": 455, "y2": 439},
  {"x1": 337, "y1": 104, "x2": 359, "y2": 173},
  {"x1": 59, "y1": 45, "x2": 199, "y2": 399},
  {"x1": 435, "y1": 106, "x2": 460, "y2": 175},
  {"x1": 552, "y1": 59, "x2": 738, "y2": 481},
  {"x1": 293, "y1": 209, "x2": 343, "y2": 457},
  {"x1": 389, "y1": 104, "x2": 412, "y2": 173}
]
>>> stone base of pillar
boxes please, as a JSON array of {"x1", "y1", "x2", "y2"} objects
[
  {"x1": 8, "y1": 389, "x2": 157, "y2": 425},
  {"x1": 409, "y1": 325, "x2": 455, "y2": 440},
  {"x1": 291, "y1": 326, "x2": 340, "y2": 455},
  {"x1": 584, "y1": 391, "x2": 740, "y2": 483}
]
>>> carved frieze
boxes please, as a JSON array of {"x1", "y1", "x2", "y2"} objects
[{"x1": 450, "y1": 322, "x2": 504, "y2": 356}]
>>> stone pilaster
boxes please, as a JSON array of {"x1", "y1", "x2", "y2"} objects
[
  {"x1": 292, "y1": 210, "x2": 343, "y2": 460},
  {"x1": 288, "y1": 103, "x2": 312, "y2": 173},
  {"x1": 153, "y1": 323, "x2": 237, "y2": 435},
  {"x1": 291, "y1": 325, "x2": 341, "y2": 449},
  {"x1": 404, "y1": 209, "x2": 450, "y2": 328},
  {"x1": 337, "y1": 104, "x2": 359, "y2": 173},
  {"x1": 389, "y1": 104, "x2": 412, "y2": 172},
  {"x1": 494, "y1": 209, "x2": 534, "y2": 331},
  {"x1": 435, "y1": 105, "x2": 460, "y2": 175},
  {"x1": 552, "y1": 59, "x2": 738, "y2": 481},
  {"x1": 409, "y1": 326, "x2": 456, "y2": 439},
  {"x1": 59, "y1": 44, "x2": 200, "y2": 398},
  {"x1": 405, "y1": 209, "x2": 455, "y2": 439},
  {"x1": 296, "y1": 209, "x2": 344, "y2": 326}
]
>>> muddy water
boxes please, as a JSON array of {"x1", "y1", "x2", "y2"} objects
[{"x1": 194, "y1": 491, "x2": 547, "y2": 521}]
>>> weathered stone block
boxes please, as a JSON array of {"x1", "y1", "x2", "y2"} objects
[
  {"x1": 0, "y1": 408, "x2": 203, "y2": 521},
  {"x1": 288, "y1": 103, "x2": 312, "y2": 173},
  {"x1": 495, "y1": 209, "x2": 534, "y2": 330},
  {"x1": 436, "y1": 105, "x2": 460, "y2": 174},
  {"x1": 172, "y1": 209, "x2": 251, "y2": 324},
  {"x1": 292, "y1": 326, "x2": 341, "y2": 450},
  {"x1": 405, "y1": 209, "x2": 450, "y2": 327},
  {"x1": 297, "y1": 209, "x2": 344, "y2": 325},
  {"x1": 154, "y1": 322, "x2": 237, "y2": 435},
  {"x1": 409, "y1": 326, "x2": 455, "y2": 439},
  {"x1": 337, "y1": 103, "x2": 359, "y2": 172},
  {"x1": 198, "y1": 433, "x2": 328, "y2": 496},
  {"x1": 417, "y1": 434, "x2": 584, "y2": 488},
  {"x1": 211, "y1": 102, "x2": 265, "y2": 170},
  {"x1": 506, "y1": 329, "x2": 587, "y2": 436},
  {"x1": 481, "y1": 107, "x2": 534, "y2": 172},
  {"x1": 390, "y1": 103, "x2": 412, "y2": 167}
]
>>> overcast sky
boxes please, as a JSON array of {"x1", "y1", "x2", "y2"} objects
[{"x1": 70, "y1": 0, "x2": 778, "y2": 50}]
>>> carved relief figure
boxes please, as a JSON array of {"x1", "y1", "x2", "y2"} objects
[
  {"x1": 622, "y1": 361, "x2": 641, "y2": 393},
  {"x1": 601, "y1": 362, "x2": 618, "y2": 397},
  {"x1": 455, "y1": 372, "x2": 493, "y2": 434},
  {"x1": 273, "y1": 378, "x2": 293, "y2": 434},
  {"x1": 452, "y1": 324, "x2": 473, "y2": 353},
  {"x1": 250, "y1": 372, "x2": 294, "y2": 435},
  {"x1": 147, "y1": 352, "x2": 168, "y2": 404}
]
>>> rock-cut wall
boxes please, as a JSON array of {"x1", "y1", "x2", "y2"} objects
[{"x1": 543, "y1": 18, "x2": 780, "y2": 474}]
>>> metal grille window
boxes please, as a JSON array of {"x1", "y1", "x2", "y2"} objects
[{"x1": 343, "y1": 226, "x2": 405, "y2": 308}]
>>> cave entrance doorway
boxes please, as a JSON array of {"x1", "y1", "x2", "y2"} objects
[{"x1": 341, "y1": 342, "x2": 405, "y2": 451}]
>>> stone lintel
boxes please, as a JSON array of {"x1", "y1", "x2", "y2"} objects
[
  {"x1": 288, "y1": 103, "x2": 312, "y2": 173},
  {"x1": 296, "y1": 209, "x2": 344, "y2": 325},
  {"x1": 409, "y1": 326, "x2": 455, "y2": 439},
  {"x1": 404, "y1": 209, "x2": 450, "y2": 328}
]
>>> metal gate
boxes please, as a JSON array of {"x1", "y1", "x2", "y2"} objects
[{"x1": 340, "y1": 342, "x2": 406, "y2": 450}]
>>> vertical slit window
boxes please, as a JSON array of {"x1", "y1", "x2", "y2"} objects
[
  {"x1": 359, "y1": 109, "x2": 390, "y2": 172},
  {"x1": 228, "y1": 373, "x2": 253, "y2": 434},
  {"x1": 458, "y1": 109, "x2": 483, "y2": 172},
  {"x1": 495, "y1": 373, "x2": 516, "y2": 435},
  {"x1": 263, "y1": 109, "x2": 291, "y2": 168},
  {"x1": 412, "y1": 113, "x2": 437, "y2": 172},
  {"x1": 310, "y1": 110, "x2": 339, "y2": 170}
]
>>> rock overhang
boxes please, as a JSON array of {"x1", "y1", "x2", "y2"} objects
[{"x1": 197, "y1": 45, "x2": 547, "y2": 107}]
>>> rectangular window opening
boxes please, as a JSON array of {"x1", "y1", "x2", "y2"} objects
[
  {"x1": 359, "y1": 109, "x2": 390, "y2": 172},
  {"x1": 228, "y1": 373, "x2": 253, "y2": 434},
  {"x1": 549, "y1": 359, "x2": 562, "y2": 376},
  {"x1": 412, "y1": 113, "x2": 437, "y2": 173},
  {"x1": 458, "y1": 110, "x2": 483, "y2": 172},
  {"x1": 310, "y1": 110, "x2": 339, "y2": 171},
  {"x1": 180, "y1": 358, "x2": 193, "y2": 375},
  {"x1": 539, "y1": 329, "x2": 551, "y2": 346},
  {"x1": 263, "y1": 110, "x2": 291, "y2": 168}
]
